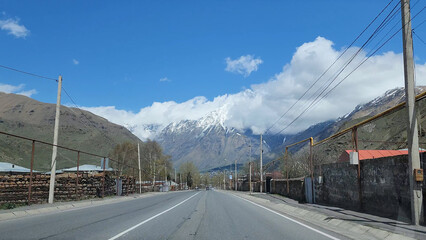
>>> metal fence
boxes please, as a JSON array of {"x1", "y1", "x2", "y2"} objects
[
  {"x1": 268, "y1": 90, "x2": 426, "y2": 220},
  {"x1": 0, "y1": 130, "x2": 138, "y2": 205}
]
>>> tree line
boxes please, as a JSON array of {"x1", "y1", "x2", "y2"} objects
[{"x1": 109, "y1": 140, "x2": 201, "y2": 188}]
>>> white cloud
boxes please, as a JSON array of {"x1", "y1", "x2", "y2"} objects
[
  {"x1": 0, "y1": 18, "x2": 29, "y2": 38},
  {"x1": 225, "y1": 55, "x2": 263, "y2": 77},
  {"x1": 73, "y1": 59, "x2": 79, "y2": 65},
  {"x1": 83, "y1": 37, "x2": 426, "y2": 140},
  {"x1": 159, "y1": 77, "x2": 170, "y2": 82},
  {"x1": 16, "y1": 89, "x2": 38, "y2": 97},
  {"x1": 0, "y1": 83, "x2": 37, "y2": 97}
]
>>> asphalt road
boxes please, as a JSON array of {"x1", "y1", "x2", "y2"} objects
[{"x1": 0, "y1": 190, "x2": 345, "y2": 240}]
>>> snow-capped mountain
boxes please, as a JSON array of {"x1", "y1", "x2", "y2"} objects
[
  {"x1": 275, "y1": 86, "x2": 426, "y2": 158},
  {"x1": 153, "y1": 86, "x2": 426, "y2": 171},
  {"x1": 157, "y1": 109, "x2": 272, "y2": 171}
]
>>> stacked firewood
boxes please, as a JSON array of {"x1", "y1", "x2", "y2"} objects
[{"x1": 0, "y1": 173, "x2": 135, "y2": 205}]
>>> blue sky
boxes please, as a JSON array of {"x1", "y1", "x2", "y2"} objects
[{"x1": 1, "y1": 1, "x2": 426, "y2": 138}]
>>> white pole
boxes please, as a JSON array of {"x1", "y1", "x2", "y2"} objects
[
  {"x1": 48, "y1": 76, "x2": 62, "y2": 204},
  {"x1": 164, "y1": 163, "x2": 167, "y2": 192},
  {"x1": 249, "y1": 162, "x2": 252, "y2": 194},
  {"x1": 260, "y1": 134, "x2": 263, "y2": 193},
  {"x1": 138, "y1": 143, "x2": 142, "y2": 194},
  {"x1": 234, "y1": 159, "x2": 237, "y2": 191},
  {"x1": 249, "y1": 139, "x2": 252, "y2": 193},
  {"x1": 223, "y1": 170, "x2": 225, "y2": 190}
]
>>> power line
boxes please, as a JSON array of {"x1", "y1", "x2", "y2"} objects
[
  {"x1": 413, "y1": 18, "x2": 426, "y2": 29},
  {"x1": 295, "y1": 1, "x2": 402, "y2": 124},
  {"x1": 61, "y1": 86, "x2": 127, "y2": 147},
  {"x1": 413, "y1": 30, "x2": 426, "y2": 44},
  {"x1": 264, "y1": 0, "x2": 397, "y2": 135},
  {"x1": 0, "y1": 64, "x2": 58, "y2": 82},
  {"x1": 274, "y1": 5, "x2": 426, "y2": 136}
]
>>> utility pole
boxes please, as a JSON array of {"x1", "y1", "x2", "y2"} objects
[
  {"x1": 48, "y1": 75, "x2": 62, "y2": 204},
  {"x1": 260, "y1": 134, "x2": 263, "y2": 193},
  {"x1": 138, "y1": 143, "x2": 142, "y2": 194},
  {"x1": 174, "y1": 168, "x2": 177, "y2": 191},
  {"x1": 249, "y1": 162, "x2": 252, "y2": 194},
  {"x1": 153, "y1": 161, "x2": 156, "y2": 191},
  {"x1": 234, "y1": 158, "x2": 237, "y2": 191},
  {"x1": 249, "y1": 139, "x2": 252, "y2": 193},
  {"x1": 164, "y1": 163, "x2": 167, "y2": 192},
  {"x1": 401, "y1": 0, "x2": 423, "y2": 225},
  {"x1": 229, "y1": 164, "x2": 232, "y2": 190},
  {"x1": 223, "y1": 170, "x2": 226, "y2": 190}
]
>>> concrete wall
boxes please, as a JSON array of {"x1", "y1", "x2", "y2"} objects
[{"x1": 0, "y1": 173, "x2": 135, "y2": 205}]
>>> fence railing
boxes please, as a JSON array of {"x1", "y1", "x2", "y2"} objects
[
  {"x1": 0, "y1": 130, "x2": 139, "y2": 205},
  {"x1": 277, "y1": 90, "x2": 426, "y2": 210}
]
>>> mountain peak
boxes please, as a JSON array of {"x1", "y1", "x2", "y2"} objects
[{"x1": 197, "y1": 107, "x2": 228, "y2": 131}]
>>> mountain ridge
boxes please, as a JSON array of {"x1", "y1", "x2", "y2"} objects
[{"x1": 0, "y1": 92, "x2": 140, "y2": 170}]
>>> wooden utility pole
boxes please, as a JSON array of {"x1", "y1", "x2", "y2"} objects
[
  {"x1": 401, "y1": 0, "x2": 423, "y2": 225},
  {"x1": 48, "y1": 75, "x2": 62, "y2": 204},
  {"x1": 260, "y1": 134, "x2": 263, "y2": 193}
]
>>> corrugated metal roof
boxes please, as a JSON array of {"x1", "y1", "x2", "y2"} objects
[
  {"x1": 340, "y1": 149, "x2": 426, "y2": 162},
  {"x1": 0, "y1": 162, "x2": 32, "y2": 173},
  {"x1": 62, "y1": 164, "x2": 114, "y2": 172}
]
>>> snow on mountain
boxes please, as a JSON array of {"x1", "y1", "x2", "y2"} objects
[
  {"x1": 156, "y1": 107, "x2": 272, "y2": 170},
  {"x1": 145, "y1": 86, "x2": 426, "y2": 171}
]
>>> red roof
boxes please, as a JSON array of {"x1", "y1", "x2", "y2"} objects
[{"x1": 339, "y1": 150, "x2": 425, "y2": 162}]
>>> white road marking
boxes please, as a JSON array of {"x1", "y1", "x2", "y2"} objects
[
  {"x1": 108, "y1": 192, "x2": 200, "y2": 240},
  {"x1": 231, "y1": 193, "x2": 341, "y2": 240}
]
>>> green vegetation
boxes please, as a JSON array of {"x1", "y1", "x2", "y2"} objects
[
  {"x1": 179, "y1": 162, "x2": 200, "y2": 188},
  {"x1": 109, "y1": 140, "x2": 172, "y2": 181}
]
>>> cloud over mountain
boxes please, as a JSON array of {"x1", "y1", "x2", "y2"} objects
[
  {"x1": 83, "y1": 37, "x2": 426, "y2": 140},
  {"x1": 0, "y1": 83, "x2": 37, "y2": 97}
]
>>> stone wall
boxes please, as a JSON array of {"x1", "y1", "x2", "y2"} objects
[
  {"x1": 0, "y1": 173, "x2": 135, "y2": 205},
  {"x1": 314, "y1": 153, "x2": 426, "y2": 221},
  {"x1": 270, "y1": 178, "x2": 305, "y2": 202},
  {"x1": 314, "y1": 161, "x2": 359, "y2": 210},
  {"x1": 239, "y1": 181, "x2": 264, "y2": 192}
]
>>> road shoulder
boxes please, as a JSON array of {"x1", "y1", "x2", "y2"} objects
[
  {"x1": 223, "y1": 190, "x2": 421, "y2": 240},
  {"x1": 0, "y1": 191, "x2": 183, "y2": 222}
]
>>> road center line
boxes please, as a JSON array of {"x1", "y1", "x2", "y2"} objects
[
  {"x1": 108, "y1": 192, "x2": 200, "y2": 240},
  {"x1": 231, "y1": 193, "x2": 341, "y2": 240}
]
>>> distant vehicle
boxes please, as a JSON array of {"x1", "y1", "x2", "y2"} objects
[
  {"x1": 195, "y1": 187, "x2": 199, "y2": 191},
  {"x1": 206, "y1": 186, "x2": 210, "y2": 190}
]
